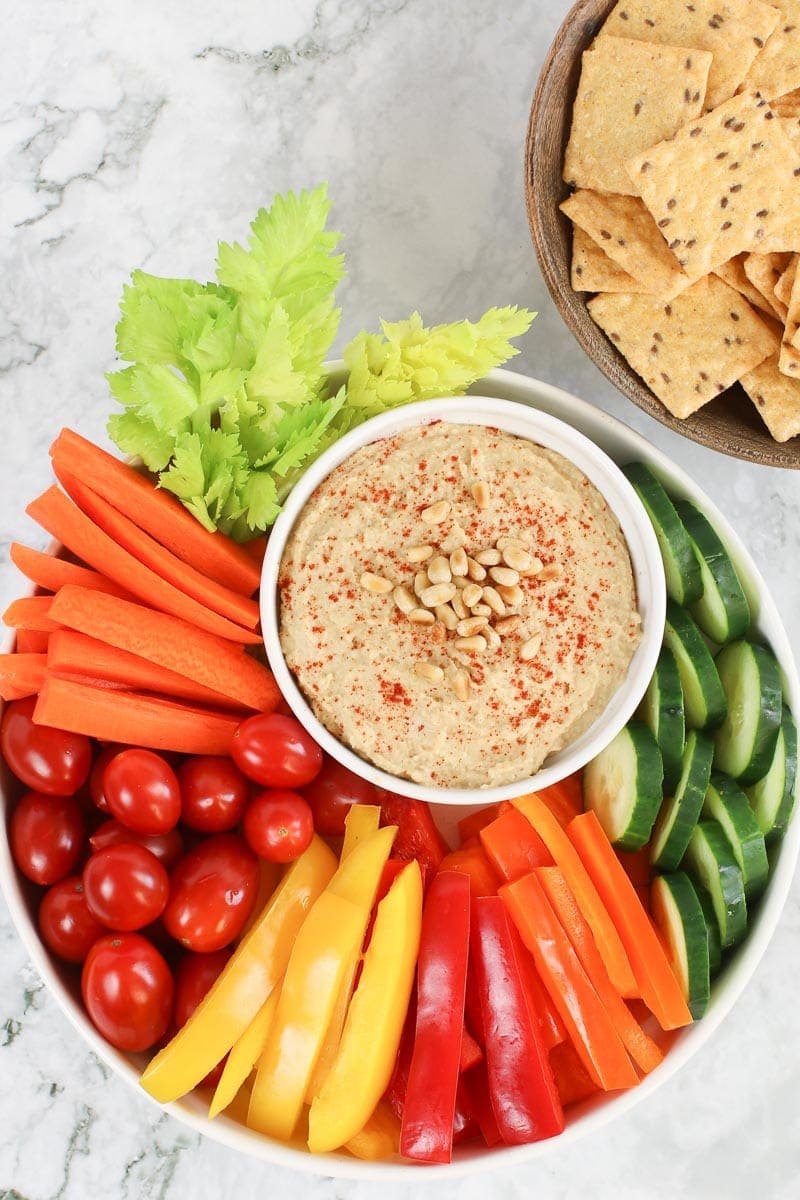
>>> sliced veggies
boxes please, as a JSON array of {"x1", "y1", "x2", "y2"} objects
[
  {"x1": 746, "y1": 704, "x2": 798, "y2": 842},
  {"x1": 636, "y1": 646, "x2": 685, "y2": 793},
  {"x1": 651, "y1": 872, "x2": 711, "y2": 1020},
  {"x1": 650, "y1": 730, "x2": 714, "y2": 872},
  {"x1": 582, "y1": 720, "x2": 663, "y2": 851},
  {"x1": 713, "y1": 640, "x2": 782, "y2": 785},
  {"x1": 675, "y1": 499, "x2": 750, "y2": 644},
  {"x1": 701, "y1": 773, "x2": 769, "y2": 899},
  {"x1": 663, "y1": 601, "x2": 727, "y2": 730},
  {"x1": 622, "y1": 462, "x2": 702, "y2": 606},
  {"x1": 682, "y1": 821, "x2": 747, "y2": 950}
]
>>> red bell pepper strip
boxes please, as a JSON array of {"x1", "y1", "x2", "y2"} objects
[
  {"x1": 461, "y1": 1062, "x2": 502, "y2": 1147},
  {"x1": 377, "y1": 791, "x2": 449, "y2": 875},
  {"x1": 399, "y1": 871, "x2": 470, "y2": 1164},
  {"x1": 479, "y1": 805, "x2": 553, "y2": 881},
  {"x1": 470, "y1": 896, "x2": 564, "y2": 1145},
  {"x1": 383, "y1": 994, "x2": 416, "y2": 1121},
  {"x1": 452, "y1": 1078, "x2": 479, "y2": 1145},
  {"x1": 438, "y1": 843, "x2": 500, "y2": 898},
  {"x1": 459, "y1": 1025, "x2": 483, "y2": 1073}
]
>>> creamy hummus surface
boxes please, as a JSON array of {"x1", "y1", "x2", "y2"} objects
[{"x1": 278, "y1": 422, "x2": 641, "y2": 788}]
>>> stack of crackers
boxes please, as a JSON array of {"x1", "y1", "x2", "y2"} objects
[{"x1": 561, "y1": 0, "x2": 800, "y2": 443}]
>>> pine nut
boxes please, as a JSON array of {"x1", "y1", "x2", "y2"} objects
[
  {"x1": 471, "y1": 480, "x2": 490, "y2": 510},
  {"x1": 451, "y1": 591, "x2": 469, "y2": 620},
  {"x1": 474, "y1": 548, "x2": 501, "y2": 566},
  {"x1": 495, "y1": 615, "x2": 521, "y2": 636},
  {"x1": 407, "y1": 544, "x2": 434, "y2": 563},
  {"x1": 519, "y1": 634, "x2": 542, "y2": 661},
  {"x1": 421, "y1": 582, "x2": 457, "y2": 608},
  {"x1": 430, "y1": 621, "x2": 447, "y2": 645},
  {"x1": 409, "y1": 607, "x2": 436, "y2": 625},
  {"x1": 482, "y1": 586, "x2": 506, "y2": 616},
  {"x1": 520, "y1": 556, "x2": 544, "y2": 577},
  {"x1": 462, "y1": 582, "x2": 484, "y2": 608},
  {"x1": 435, "y1": 603, "x2": 459, "y2": 631},
  {"x1": 393, "y1": 585, "x2": 417, "y2": 614},
  {"x1": 457, "y1": 616, "x2": 489, "y2": 637},
  {"x1": 360, "y1": 571, "x2": 394, "y2": 594},
  {"x1": 472, "y1": 603, "x2": 492, "y2": 618},
  {"x1": 415, "y1": 661, "x2": 444, "y2": 682},
  {"x1": 536, "y1": 563, "x2": 561, "y2": 581},
  {"x1": 485, "y1": 627, "x2": 502, "y2": 651},
  {"x1": 414, "y1": 570, "x2": 431, "y2": 598},
  {"x1": 452, "y1": 669, "x2": 470, "y2": 701},
  {"x1": 497, "y1": 536, "x2": 528, "y2": 554},
  {"x1": 502, "y1": 545, "x2": 533, "y2": 572},
  {"x1": 449, "y1": 547, "x2": 469, "y2": 577},
  {"x1": 454, "y1": 635, "x2": 488, "y2": 653},
  {"x1": 497, "y1": 584, "x2": 524, "y2": 608},
  {"x1": 466, "y1": 557, "x2": 487, "y2": 582},
  {"x1": 421, "y1": 500, "x2": 451, "y2": 524},
  {"x1": 427, "y1": 555, "x2": 452, "y2": 585},
  {"x1": 489, "y1": 565, "x2": 520, "y2": 588}
]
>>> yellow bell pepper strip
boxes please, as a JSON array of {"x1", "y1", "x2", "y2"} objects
[
  {"x1": 344, "y1": 1100, "x2": 401, "y2": 1161},
  {"x1": 208, "y1": 987, "x2": 280, "y2": 1119},
  {"x1": 140, "y1": 836, "x2": 337, "y2": 1103},
  {"x1": 247, "y1": 890, "x2": 365, "y2": 1140},
  {"x1": 341, "y1": 803, "x2": 381, "y2": 858},
  {"x1": 238, "y1": 859, "x2": 281, "y2": 940},
  {"x1": 307, "y1": 860, "x2": 423, "y2": 1154}
]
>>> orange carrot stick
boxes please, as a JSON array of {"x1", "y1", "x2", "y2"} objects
[
  {"x1": 26, "y1": 487, "x2": 260, "y2": 645},
  {"x1": 47, "y1": 630, "x2": 250, "y2": 711},
  {"x1": 566, "y1": 812, "x2": 693, "y2": 1031},
  {"x1": 3, "y1": 597, "x2": 60, "y2": 633},
  {"x1": 10, "y1": 543, "x2": 131, "y2": 600},
  {"x1": 34, "y1": 677, "x2": 241, "y2": 755},
  {"x1": 48, "y1": 586, "x2": 279, "y2": 714},
  {"x1": 536, "y1": 867, "x2": 664, "y2": 1075},
  {"x1": 52, "y1": 468, "x2": 260, "y2": 632},
  {"x1": 50, "y1": 429, "x2": 260, "y2": 595},
  {"x1": 14, "y1": 630, "x2": 50, "y2": 653},
  {"x1": 0, "y1": 653, "x2": 47, "y2": 700},
  {"x1": 511, "y1": 794, "x2": 638, "y2": 998},
  {"x1": 242, "y1": 535, "x2": 268, "y2": 564}
]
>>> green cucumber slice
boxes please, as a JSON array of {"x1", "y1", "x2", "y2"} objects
[
  {"x1": 675, "y1": 499, "x2": 751, "y2": 645},
  {"x1": 637, "y1": 646, "x2": 685, "y2": 792},
  {"x1": 583, "y1": 721, "x2": 664, "y2": 851},
  {"x1": 623, "y1": 463, "x2": 703, "y2": 606},
  {"x1": 745, "y1": 704, "x2": 798, "y2": 843},
  {"x1": 683, "y1": 820, "x2": 747, "y2": 949},
  {"x1": 663, "y1": 602, "x2": 727, "y2": 731},
  {"x1": 713, "y1": 640, "x2": 782, "y2": 784},
  {"x1": 702, "y1": 772, "x2": 769, "y2": 898},
  {"x1": 692, "y1": 878, "x2": 722, "y2": 977},
  {"x1": 650, "y1": 730, "x2": 714, "y2": 871},
  {"x1": 651, "y1": 872, "x2": 710, "y2": 1020}
]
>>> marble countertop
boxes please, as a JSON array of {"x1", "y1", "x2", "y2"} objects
[{"x1": 2, "y1": 1, "x2": 799, "y2": 1196}]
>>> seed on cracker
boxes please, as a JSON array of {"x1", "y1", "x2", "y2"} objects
[{"x1": 740, "y1": 352, "x2": 800, "y2": 441}]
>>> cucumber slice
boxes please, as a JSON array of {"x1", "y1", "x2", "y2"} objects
[
  {"x1": 663, "y1": 602, "x2": 727, "y2": 731},
  {"x1": 637, "y1": 646, "x2": 685, "y2": 792},
  {"x1": 692, "y1": 878, "x2": 722, "y2": 977},
  {"x1": 583, "y1": 721, "x2": 664, "y2": 851},
  {"x1": 675, "y1": 499, "x2": 751, "y2": 645},
  {"x1": 651, "y1": 872, "x2": 710, "y2": 1019},
  {"x1": 650, "y1": 730, "x2": 714, "y2": 871},
  {"x1": 713, "y1": 640, "x2": 782, "y2": 784},
  {"x1": 683, "y1": 820, "x2": 747, "y2": 949},
  {"x1": 702, "y1": 772, "x2": 769, "y2": 898},
  {"x1": 623, "y1": 463, "x2": 703, "y2": 606},
  {"x1": 746, "y1": 705, "x2": 798, "y2": 843}
]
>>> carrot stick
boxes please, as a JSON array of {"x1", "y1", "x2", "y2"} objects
[
  {"x1": 242, "y1": 535, "x2": 268, "y2": 564},
  {"x1": 47, "y1": 630, "x2": 251, "y2": 711},
  {"x1": 566, "y1": 812, "x2": 693, "y2": 1032},
  {"x1": 511, "y1": 794, "x2": 638, "y2": 998},
  {"x1": 14, "y1": 630, "x2": 50, "y2": 654},
  {"x1": 52, "y1": 468, "x2": 260, "y2": 632},
  {"x1": 34, "y1": 677, "x2": 241, "y2": 755},
  {"x1": 535, "y1": 775, "x2": 584, "y2": 828},
  {"x1": 26, "y1": 487, "x2": 260, "y2": 645},
  {"x1": 10, "y1": 543, "x2": 131, "y2": 600},
  {"x1": 536, "y1": 867, "x2": 664, "y2": 1075},
  {"x1": 48, "y1": 586, "x2": 279, "y2": 714},
  {"x1": 0, "y1": 653, "x2": 47, "y2": 700},
  {"x1": 50, "y1": 429, "x2": 260, "y2": 596},
  {"x1": 3, "y1": 597, "x2": 60, "y2": 633}
]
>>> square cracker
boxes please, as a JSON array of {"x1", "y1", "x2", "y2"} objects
[
  {"x1": 740, "y1": 352, "x2": 800, "y2": 439},
  {"x1": 627, "y1": 91, "x2": 800, "y2": 280},
  {"x1": 775, "y1": 253, "x2": 799, "y2": 305},
  {"x1": 563, "y1": 36, "x2": 712, "y2": 195},
  {"x1": 771, "y1": 87, "x2": 800, "y2": 116},
  {"x1": 570, "y1": 226, "x2": 647, "y2": 293},
  {"x1": 587, "y1": 275, "x2": 780, "y2": 418},
  {"x1": 743, "y1": 251, "x2": 793, "y2": 318},
  {"x1": 602, "y1": 0, "x2": 781, "y2": 110},
  {"x1": 714, "y1": 254, "x2": 778, "y2": 317},
  {"x1": 744, "y1": 3, "x2": 800, "y2": 99},
  {"x1": 560, "y1": 190, "x2": 690, "y2": 298}
]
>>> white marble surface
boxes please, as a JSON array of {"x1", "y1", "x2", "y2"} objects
[{"x1": 2, "y1": 1, "x2": 800, "y2": 1196}]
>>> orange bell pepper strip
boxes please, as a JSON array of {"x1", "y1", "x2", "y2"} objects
[
  {"x1": 500, "y1": 873, "x2": 639, "y2": 1092},
  {"x1": 208, "y1": 986, "x2": 280, "y2": 1119},
  {"x1": 437, "y1": 843, "x2": 500, "y2": 898},
  {"x1": 536, "y1": 772, "x2": 584, "y2": 826},
  {"x1": 536, "y1": 867, "x2": 664, "y2": 1075},
  {"x1": 140, "y1": 836, "x2": 337, "y2": 1103},
  {"x1": 344, "y1": 1100, "x2": 401, "y2": 1161},
  {"x1": 456, "y1": 804, "x2": 502, "y2": 843},
  {"x1": 548, "y1": 1040, "x2": 599, "y2": 1108},
  {"x1": 566, "y1": 812, "x2": 693, "y2": 1031},
  {"x1": 511, "y1": 794, "x2": 638, "y2": 998},
  {"x1": 307, "y1": 861, "x2": 423, "y2": 1154},
  {"x1": 479, "y1": 806, "x2": 553, "y2": 882}
]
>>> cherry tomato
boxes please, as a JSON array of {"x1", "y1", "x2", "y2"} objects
[
  {"x1": 232, "y1": 713, "x2": 323, "y2": 788},
  {"x1": 173, "y1": 948, "x2": 232, "y2": 1088},
  {"x1": 83, "y1": 844, "x2": 169, "y2": 931},
  {"x1": 243, "y1": 789, "x2": 314, "y2": 863},
  {"x1": 302, "y1": 755, "x2": 379, "y2": 837},
  {"x1": 9, "y1": 791, "x2": 85, "y2": 885},
  {"x1": 89, "y1": 745, "x2": 123, "y2": 813},
  {"x1": 81, "y1": 933, "x2": 173, "y2": 1051},
  {"x1": 89, "y1": 819, "x2": 185, "y2": 869},
  {"x1": 38, "y1": 875, "x2": 107, "y2": 963},
  {"x1": 0, "y1": 697, "x2": 92, "y2": 796},
  {"x1": 177, "y1": 756, "x2": 250, "y2": 834},
  {"x1": 103, "y1": 748, "x2": 181, "y2": 835},
  {"x1": 163, "y1": 834, "x2": 259, "y2": 952}
]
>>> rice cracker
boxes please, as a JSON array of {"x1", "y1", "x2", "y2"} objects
[
  {"x1": 744, "y1": 2, "x2": 800, "y2": 99},
  {"x1": 563, "y1": 36, "x2": 712, "y2": 195},
  {"x1": 740, "y1": 352, "x2": 800, "y2": 438},
  {"x1": 627, "y1": 91, "x2": 800, "y2": 279},
  {"x1": 570, "y1": 226, "x2": 647, "y2": 293},
  {"x1": 588, "y1": 275, "x2": 779, "y2": 418}
]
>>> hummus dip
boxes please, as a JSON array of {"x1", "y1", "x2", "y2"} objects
[{"x1": 278, "y1": 422, "x2": 641, "y2": 788}]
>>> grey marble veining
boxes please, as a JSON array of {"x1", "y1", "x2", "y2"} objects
[{"x1": 2, "y1": 1, "x2": 799, "y2": 1196}]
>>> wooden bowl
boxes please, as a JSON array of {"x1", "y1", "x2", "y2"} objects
[{"x1": 524, "y1": 0, "x2": 800, "y2": 469}]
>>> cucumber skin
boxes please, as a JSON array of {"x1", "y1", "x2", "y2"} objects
[
  {"x1": 713, "y1": 641, "x2": 783, "y2": 785},
  {"x1": 676, "y1": 499, "x2": 751, "y2": 645},
  {"x1": 703, "y1": 772, "x2": 769, "y2": 899},
  {"x1": 623, "y1": 463, "x2": 702, "y2": 606},
  {"x1": 651, "y1": 871, "x2": 710, "y2": 1020},
  {"x1": 638, "y1": 647, "x2": 685, "y2": 794},
  {"x1": 664, "y1": 602, "x2": 727, "y2": 731},
  {"x1": 651, "y1": 730, "x2": 714, "y2": 872},
  {"x1": 683, "y1": 820, "x2": 748, "y2": 950},
  {"x1": 583, "y1": 721, "x2": 664, "y2": 852},
  {"x1": 691, "y1": 877, "x2": 723, "y2": 977},
  {"x1": 746, "y1": 705, "x2": 798, "y2": 843}
]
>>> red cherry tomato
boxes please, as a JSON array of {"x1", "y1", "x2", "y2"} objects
[
  {"x1": 81, "y1": 933, "x2": 173, "y2": 1051},
  {"x1": 301, "y1": 755, "x2": 379, "y2": 837},
  {"x1": 38, "y1": 875, "x2": 107, "y2": 963},
  {"x1": 0, "y1": 697, "x2": 92, "y2": 796},
  {"x1": 83, "y1": 844, "x2": 169, "y2": 931},
  {"x1": 163, "y1": 834, "x2": 259, "y2": 952},
  {"x1": 232, "y1": 713, "x2": 323, "y2": 788},
  {"x1": 243, "y1": 789, "x2": 314, "y2": 863},
  {"x1": 89, "y1": 819, "x2": 184, "y2": 869},
  {"x1": 89, "y1": 745, "x2": 124, "y2": 813},
  {"x1": 173, "y1": 948, "x2": 232, "y2": 1088},
  {"x1": 177, "y1": 756, "x2": 250, "y2": 834},
  {"x1": 102, "y1": 749, "x2": 181, "y2": 835},
  {"x1": 9, "y1": 791, "x2": 85, "y2": 885}
]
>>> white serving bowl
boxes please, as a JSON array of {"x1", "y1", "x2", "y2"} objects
[
  {"x1": 1, "y1": 366, "x2": 798, "y2": 1180},
  {"x1": 260, "y1": 393, "x2": 666, "y2": 806}
]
